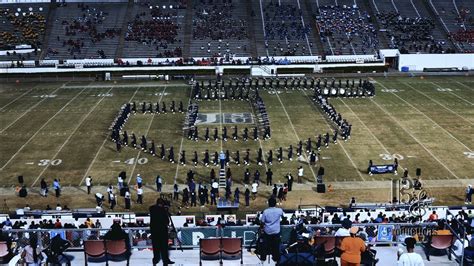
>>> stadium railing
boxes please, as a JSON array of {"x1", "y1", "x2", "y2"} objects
[{"x1": 3, "y1": 222, "x2": 439, "y2": 251}]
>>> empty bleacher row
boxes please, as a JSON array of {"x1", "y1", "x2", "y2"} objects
[{"x1": 0, "y1": 0, "x2": 473, "y2": 62}]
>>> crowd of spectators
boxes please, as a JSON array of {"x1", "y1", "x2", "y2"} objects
[
  {"x1": 49, "y1": 3, "x2": 121, "y2": 59},
  {"x1": 263, "y1": 0, "x2": 312, "y2": 56},
  {"x1": 377, "y1": 12, "x2": 456, "y2": 54},
  {"x1": 125, "y1": 6, "x2": 182, "y2": 57},
  {"x1": 193, "y1": 0, "x2": 247, "y2": 41},
  {"x1": 0, "y1": 6, "x2": 47, "y2": 50},
  {"x1": 316, "y1": 5, "x2": 379, "y2": 55},
  {"x1": 450, "y1": 29, "x2": 474, "y2": 52}
]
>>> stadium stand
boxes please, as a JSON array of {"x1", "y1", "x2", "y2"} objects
[
  {"x1": 257, "y1": 0, "x2": 317, "y2": 57},
  {"x1": 0, "y1": 204, "x2": 466, "y2": 265},
  {"x1": 44, "y1": 3, "x2": 127, "y2": 59},
  {"x1": 121, "y1": 1, "x2": 186, "y2": 58},
  {"x1": 373, "y1": 0, "x2": 456, "y2": 54},
  {"x1": 431, "y1": 0, "x2": 474, "y2": 52},
  {"x1": 314, "y1": 0, "x2": 379, "y2": 56},
  {"x1": 190, "y1": 0, "x2": 251, "y2": 58},
  {"x1": 0, "y1": 4, "x2": 48, "y2": 61}
]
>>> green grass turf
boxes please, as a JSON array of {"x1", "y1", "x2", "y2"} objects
[{"x1": 0, "y1": 76, "x2": 473, "y2": 197}]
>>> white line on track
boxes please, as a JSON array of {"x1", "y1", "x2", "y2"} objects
[
  {"x1": 0, "y1": 87, "x2": 87, "y2": 171},
  {"x1": 379, "y1": 81, "x2": 472, "y2": 151},
  {"x1": 271, "y1": 88, "x2": 317, "y2": 181},
  {"x1": 369, "y1": 81, "x2": 460, "y2": 179},
  {"x1": 32, "y1": 87, "x2": 114, "y2": 186},
  {"x1": 128, "y1": 86, "x2": 167, "y2": 185},
  {"x1": 403, "y1": 82, "x2": 474, "y2": 126},
  {"x1": 79, "y1": 87, "x2": 141, "y2": 186},
  {"x1": 0, "y1": 86, "x2": 62, "y2": 133},
  {"x1": 301, "y1": 90, "x2": 366, "y2": 181},
  {"x1": 0, "y1": 86, "x2": 35, "y2": 111}
]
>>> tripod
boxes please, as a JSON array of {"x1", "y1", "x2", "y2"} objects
[{"x1": 167, "y1": 208, "x2": 183, "y2": 252}]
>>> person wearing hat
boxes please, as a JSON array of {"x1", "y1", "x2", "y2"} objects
[
  {"x1": 340, "y1": 226, "x2": 366, "y2": 266},
  {"x1": 397, "y1": 237, "x2": 424, "y2": 265}
]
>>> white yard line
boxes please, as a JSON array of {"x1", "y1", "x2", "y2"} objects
[
  {"x1": 432, "y1": 82, "x2": 474, "y2": 105},
  {"x1": 378, "y1": 81, "x2": 472, "y2": 151},
  {"x1": 0, "y1": 87, "x2": 87, "y2": 171},
  {"x1": 403, "y1": 82, "x2": 473, "y2": 126},
  {"x1": 173, "y1": 86, "x2": 195, "y2": 183},
  {"x1": 32, "y1": 87, "x2": 114, "y2": 186},
  {"x1": 79, "y1": 87, "x2": 141, "y2": 186},
  {"x1": 451, "y1": 79, "x2": 474, "y2": 92},
  {"x1": 339, "y1": 98, "x2": 411, "y2": 175},
  {"x1": 272, "y1": 89, "x2": 317, "y2": 181},
  {"x1": 0, "y1": 87, "x2": 35, "y2": 111},
  {"x1": 367, "y1": 86, "x2": 460, "y2": 179},
  {"x1": 128, "y1": 86, "x2": 167, "y2": 185},
  {"x1": 0, "y1": 86, "x2": 62, "y2": 133},
  {"x1": 302, "y1": 90, "x2": 366, "y2": 181}
]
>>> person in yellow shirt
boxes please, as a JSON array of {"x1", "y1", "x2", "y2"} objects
[{"x1": 340, "y1": 226, "x2": 366, "y2": 266}]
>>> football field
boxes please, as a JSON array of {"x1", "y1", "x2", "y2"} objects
[{"x1": 0, "y1": 76, "x2": 473, "y2": 211}]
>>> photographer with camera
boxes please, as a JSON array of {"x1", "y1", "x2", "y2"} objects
[{"x1": 150, "y1": 198, "x2": 175, "y2": 265}]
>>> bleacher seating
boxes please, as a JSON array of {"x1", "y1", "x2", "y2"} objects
[
  {"x1": 44, "y1": 3, "x2": 127, "y2": 59},
  {"x1": 0, "y1": 0, "x2": 472, "y2": 62},
  {"x1": 190, "y1": 0, "x2": 250, "y2": 57},
  {"x1": 122, "y1": 1, "x2": 186, "y2": 58},
  {"x1": 259, "y1": 0, "x2": 317, "y2": 56},
  {"x1": 315, "y1": 0, "x2": 379, "y2": 55},
  {"x1": 0, "y1": 4, "x2": 48, "y2": 61}
]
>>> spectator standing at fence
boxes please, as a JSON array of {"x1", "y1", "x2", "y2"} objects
[
  {"x1": 125, "y1": 190, "x2": 131, "y2": 210},
  {"x1": 297, "y1": 166, "x2": 304, "y2": 183},
  {"x1": 150, "y1": 198, "x2": 174, "y2": 265},
  {"x1": 260, "y1": 197, "x2": 284, "y2": 263},
  {"x1": 245, "y1": 186, "x2": 250, "y2": 206},
  {"x1": 110, "y1": 193, "x2": 116, "y2": 210},
  {"x1": 251, "y1": 181, "x2": 258, "y2": 200},
  {"x1": 156, "y1": 175, "x2": 163, "y2": 192},
  {"x1": 40, "y1": 179, "x2": 48, "y2": 197},
  {"x1": 466, "y1": 184, "x2": 473, "y2": 204},
  {"x1": 173, "y1": 183, "x2": 179, "y2": 201},
  {"x1": 137, "y1": 185, "x2": 144, "y2": 204},
  {"x1": 287, "y1": 173, "x2": 293, "y2": 191},
  {"x1": 136, "y1": 174, "x2": 143, "y2": 187},
  {"x1": 118, "y1": 175, "x2": 124, "y2": 190},
  {"x1": 53, "y1": 179, "x2": 61, "y2": 197},
  {"x1": 397, "y1": 237, "x2": 424, "y2": 266},
  {"x1": 340, "y1": 226, "x2": 366, "y2": 266},
  {"x1": 85, "y1": 176, "x2": 92, "y2": 194}
]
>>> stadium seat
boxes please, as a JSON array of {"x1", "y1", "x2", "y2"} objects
[
  {"x1": 424, "y1": 234, "x2": 455, "y2": 261},
  {"x1": 199, "y1": 238, "x2": 221, "y2": 265},
  {"x1": 84, "y1": 240, "x2": 107, "y2": 265},
  {"x1": 221, "y1": 237, "x2": 243, "y2": 264},
  {"x1": 105, "y1": 240, "x2": 130, "y2": 265},
  {"x1": 313, "y1": 236, "x2": 340, "y2": 260}
]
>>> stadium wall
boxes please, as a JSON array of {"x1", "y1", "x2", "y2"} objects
[{"x1": 398, "y1": 54, "x2": 474, "y2": 71}]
